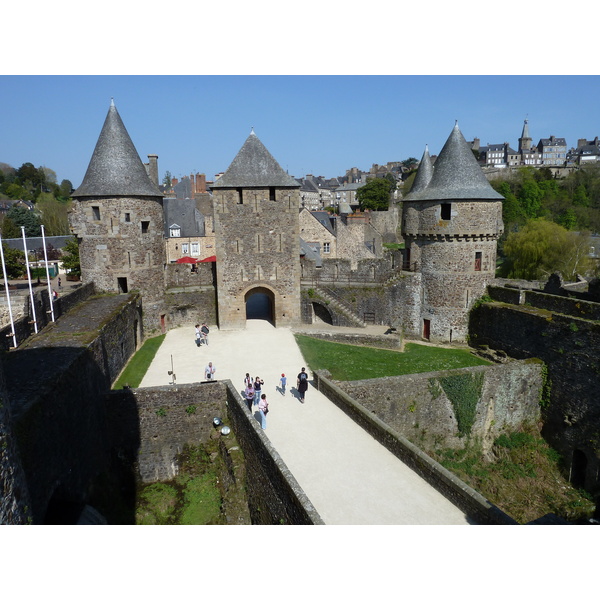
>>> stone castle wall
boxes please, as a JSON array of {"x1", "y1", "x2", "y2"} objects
[{"x1": 470, "y1": 297, "x2": 600, "y2": 493}]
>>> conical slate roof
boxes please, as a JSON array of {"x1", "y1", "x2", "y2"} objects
[
  {"x1": 73, "y1": 100, "x2": 162, "y2": 198},
  {"x1": 405, "y1": 123, "x2": 503, "y2": 201},
  {"x1": 406, "y1": 145, "x2": 433, "y2": 197},
  {"x1": 212, "y1": 130, "x2": 299, "y2": 188}
]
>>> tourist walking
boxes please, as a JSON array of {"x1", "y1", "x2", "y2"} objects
[
  {"x1": 279, "y1": 373, "x2": 287, "y2": 395},
  {"x1": 243, "y1": 373, "x2": 253, "y2": 388},
  {"x1": 195, "y1": 324, "x2": 202, "y2": 347},
  {"x1": 244, "y1": 384, "x2": 255, "y2": 411},
  {"x1": 201, "y1": 322, "x2": 210, "y2": 346},
  {"x1": 205, "y1": 361, "x2": 216, "y2": 382},
  {"x1": 258, "y1": 393, "x2": 269, "y2": 429},
  {"x1": 297, "y1": 367, "x2": 308, "y2": 403},
  {"x1": 253, "y1": 375, "x2": 264, "y2": 406}
]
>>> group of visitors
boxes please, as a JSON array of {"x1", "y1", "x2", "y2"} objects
[{"x1": 240, "y1": 367, "x2": 309, "y2": 429}]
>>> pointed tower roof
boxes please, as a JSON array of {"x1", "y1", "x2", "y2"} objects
[
  {"x1": 520, "y1": 118, "x2": 531, "y2": 140},
  {"x1": 406, "y1": 122, "x2": 503, "y2": 201},
  {"x1": 212, "y1": 129, "x2": 299, "y2": 188},
  {"x1": 73, "y1": 100, "x2": 162, "y2": 198},
  {"x1": 405, "y1": 145, "x2": 433, "y2": 198}
]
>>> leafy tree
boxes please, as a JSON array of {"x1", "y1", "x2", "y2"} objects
[
  {"x1": 61, "y1": 237, "x2": 81, "y2": 277},
  {"x1": 4, "y1": 183, "x2": 26, "y2": 200},
  {"x1": 163, "y1": 171, "x2": 173, "y2": 188},
  {"x1": 501, "y1": 219, "x2": 594, "y2": 281},
  {"x1": 59, "y1": 179, "x2": 73, "y2": 198},
  {"x1": 36, "y1": 192, "x2": 71, "y2": 235},
  {"x1": 401, "y1": 157, "x2": 418, "y2": 169},
  {"x1": 1, "y1": 244, "x2": 26, "y2": 279},
  {"x1": 356, "y1": 178, "x2": 393, "y2": 211},
  {"x1": 1, "y1": 216, "x2": 22, "y2": 238},
  {"x1": 6, "y1": 206, "x2": 41, "y2": 237}
]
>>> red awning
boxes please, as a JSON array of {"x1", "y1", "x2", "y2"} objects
[
  {"x1": 198, "y1": 255, "x2": 216, "y2": 263},
  {"x1": 175, "y1": 256, "x2": 199, "y2": 264}
]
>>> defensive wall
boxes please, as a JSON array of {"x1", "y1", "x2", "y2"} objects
[
  {"x1": 470, "y1": 288, "x2": 600, "y2": 494},
  {"x1": 312, "y1": 369, "x2": 517, "y2": 525},
  {"x1": 107, "y1": 382, "x2": 322, "y2": 525},
  {"x1": 333, "y1": 362, "x2": 542, "y2": 455}
]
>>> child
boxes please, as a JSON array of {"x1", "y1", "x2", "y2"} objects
[{"x1": 280, "y1": 373, "x2": 287, "y2": 395}]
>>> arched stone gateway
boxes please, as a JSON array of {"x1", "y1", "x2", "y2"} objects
[{"x1": 245, "y1": 287, "x2": 275, "y2": 323}]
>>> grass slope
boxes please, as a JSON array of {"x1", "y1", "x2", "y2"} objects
[
  {"x1": 294, "y1": 335, "x2": 490, "y2": 380},
  {"x1": 112, "y1": 334, "x2": 166, "y2": 390}
]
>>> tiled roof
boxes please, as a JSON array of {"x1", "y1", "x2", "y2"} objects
[
  {"x1": 405, "y1": 123, "x2": 503, "y2": 201},
  {"x1": 163, "y1": 197, "x2": 205, "y2": 237},
  {"x1": 212, "y1": 130, "x2": 299, "y2": 188},
  {"x1": 407, "y1": 145, "x2": 433, "y2": 197},
  {"x1": 73, "y1": 100, "x2": 162, "y2": 198}
]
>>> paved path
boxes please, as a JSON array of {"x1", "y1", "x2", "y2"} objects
[{"x1": 140, "y1": 320, "x2": 470, "y2": 525}]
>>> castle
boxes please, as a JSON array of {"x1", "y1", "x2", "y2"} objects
[
  {"x1": 3, "y1": 101, "x2": 598, "y2": 524},
  {"x1": 68, "y1": 101, "x2": 502, "y2": 343}
]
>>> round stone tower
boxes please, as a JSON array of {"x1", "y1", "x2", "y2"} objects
[
  {"x1": 70, "y1": 100, "x2": 165, "y2": 331},
  {"x1": 211, "y1": 129, "x2": 301, "y2": 329},
  {"x1": 401, "y1": 123, "x2": 504, "y2": 343}
]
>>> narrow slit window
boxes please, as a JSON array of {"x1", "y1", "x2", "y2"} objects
[
  {"x1": 441, "y1": 203, "x2": 451, "y2": 220},
  {"x1": 141, "y1": 221, "x2": 149, "y2": 234},
  {"x1": 475, "y1": 252, "x2": 482, "y2": 271},
  {"x1": 92, "y1": 206, "x2": 101, "y2": 220}
]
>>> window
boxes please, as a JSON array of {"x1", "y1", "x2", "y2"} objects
[
  {"x1": 191, "y1": 243, "x2": 199, "y2": 256},
  {"x1": 125, "y1": 212, "x2": 131, "y2": 222},
  {"x1": 141, "y1": 221, "x2": 150, "y2": 234},
  {"x1": 92, "y1": 206, "x2": 100, "y2": 220},
  {"x1": 269, "y1": 187, "x2": 276, "y2": 201},
  {"x1": 323, "y1": 242, "x2": 330, "y2": 254},
  {"x1": 169, "y1": 225, "x2": 181, "y2": 237},
  {"x1": 181, "y1": 243, "x2": 189, "y2": 254},
  {"x1": 475, "y1": 252, "x2": 482, "y2": 271},
  {"x1": 441, "y1": 203, "x2": 451, "y2": 220}
]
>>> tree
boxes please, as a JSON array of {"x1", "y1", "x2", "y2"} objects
[
  {"x1": 501, "y1": 219, "x2": 594, "y2": 281},
  {"x1": 1, "y1": 244, "x2": 26, "y2": 279},
  {"x1": 162, "y1": 171, "x2": 172, "y2": 188},
  {"x1": 59, "y1": 179, "x2": 73, "y2": 199},
  {"x1": 36, "y1": 192, "x2": 71, "y2": 235},
  {"x1": 61, "y1": 237, "x2": 81, "y2": 277},
  {"x1": 6, "y1": 206, "x2": 41, "y2": 237},
  {"x1": 356, "y1": 178, "x2": 393, "y2": 211}
]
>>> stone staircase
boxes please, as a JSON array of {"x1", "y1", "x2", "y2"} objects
[{"x1": 315, "y1": 287, "x2": 366, "y2": 328}]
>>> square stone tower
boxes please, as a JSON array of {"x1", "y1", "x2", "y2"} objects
[{"x1": 211, "y1": 130, "x2": 301, "y2": 329}]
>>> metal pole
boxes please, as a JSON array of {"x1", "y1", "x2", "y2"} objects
[
  {"x1": 0, "y1": 234, "x2": 17, "y2": 348},
  {"x1": 22, "y1": 227, "x2": 38, "y2": 334},
  {"x1": 40, "y1": 225, "x2": 55, "y2": 322}
]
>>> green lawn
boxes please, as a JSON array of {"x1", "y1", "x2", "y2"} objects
[
  {"x1": 112, "y1": 334, "x2": 166, "y2": 389},
  {"x1": 294, "y1": 335, "x2": 490, "y2": 381}
]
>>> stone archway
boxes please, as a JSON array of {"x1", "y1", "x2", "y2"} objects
[
  {"x1": 312, "y1": 301, "x2": 333, "y2": 325},
  {"x1": 245, "y1": 287, "x2": 275, "y2": 324}
]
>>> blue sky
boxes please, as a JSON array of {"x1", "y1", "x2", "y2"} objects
[{"x1": 2, "y1": 75, "x2": 600, "y2": 187}]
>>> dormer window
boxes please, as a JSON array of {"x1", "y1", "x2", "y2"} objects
[{"x1": 169, "y1": 224, "x2": 181, "y2": 238}]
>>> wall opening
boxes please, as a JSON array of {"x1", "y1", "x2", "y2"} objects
[
  {"x1": 312, "y1": 302, "x2": 333, "y2": 325},
  {"x1": 117, "y1": 277, "x2": 128, "y2": 293},
  {"x1": 423, "y1": 318, "x2": 431, "y2": 340},
  {"x1": 245, "y1": 287, "x2": 274, "y2": 324},
  {"x1": 570, "y1": 448, "x2": 587, "y2": 488}
]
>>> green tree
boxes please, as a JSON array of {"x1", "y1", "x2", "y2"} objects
[
  {"x1": 36, "y1": 193, "x2": 71, "y2": 235},
  {"x1": 356, "y1": 178, "x2": 393, "y2": 211},
  {"x1": 59, "y1": 179, "x2": 73, "y2": 199},
  {"x1": 61, "y1": 237, "x2": 81, "y2": 277},
  {"x1": 1, "y1": 244, "x2": 26, "y2": 279},
  {"x1": 6, "y1": 206, "x2": 41, "y2": 237},
  {"x1": 1, "y1": 216, "x2": 22, "y2": 238},
  {"x1": 162, "y1": 171, "x2": 172, "y2": 188},
  {"x1": 501, "y1": 219, "x2": 593, "y2": 281}
]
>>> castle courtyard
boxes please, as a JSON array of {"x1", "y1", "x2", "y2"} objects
[{"x1": 139, "y1": 320, "x2": 471, "y2": 525}]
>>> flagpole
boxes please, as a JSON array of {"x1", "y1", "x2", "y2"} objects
[
  {"x1": 0, "y1": 234, "x2": 17, "y2": 348},
  {"x1": 22, "y1": 227, "x2": 38, "y2": 334},
  {"x1": 40, "y1": 225, "x2": 55, "y2": 322}
]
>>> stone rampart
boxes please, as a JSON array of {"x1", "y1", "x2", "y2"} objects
[
  {"x1": 334, "y1": 362, "x2": 542, "y2": 454},
  {"x1": 107, "y1": 381, "x2": 323, "y2": 524},
  {"x1": 312, "y1": 369, "x2": 517, "y2": 525},
  {"x1": 0, "y1": 282, "x2": 95, "y2": 351},
  {"x1": 470, "y1": 299, "x2": 600, "y2": 493},
  {"x1": 165, "y1": 261, "x2": 215, "y2": 288},
  {"x1": 164, "y1": 288, "x2": 218, "y2": 330}
]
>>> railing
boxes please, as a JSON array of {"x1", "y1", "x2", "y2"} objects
[{"x1": 301, "y1": 266, "x2": 405, "y2": 287}]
